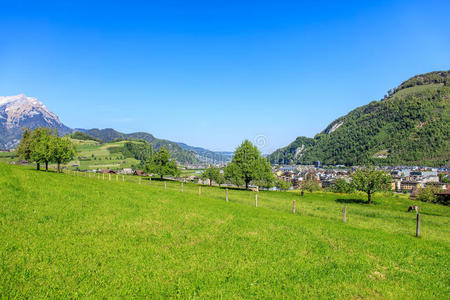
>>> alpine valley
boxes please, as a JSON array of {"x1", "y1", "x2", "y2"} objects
[{"x1": 0, "y1": 94, "x2": 232, "y2": 164}]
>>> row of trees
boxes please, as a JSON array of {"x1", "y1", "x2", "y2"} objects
[
  {"x1": 136, "y1": 140, "x2": 274, "y2": 188},
  {"x1": 17, "y1": 128, "x2": 76, "y2": 173},
  {"x1": 194, "y1": 141, "x2": 393, "y2": 204}
]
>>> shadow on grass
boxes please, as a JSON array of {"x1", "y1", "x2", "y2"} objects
[{"x1": 335, "y1": 198, "x2": 373, "y2": 205}]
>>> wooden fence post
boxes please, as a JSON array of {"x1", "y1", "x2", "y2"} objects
[
  {"x1": 255, "y1": 193, "x2": 258, "y2": 207},
  {"x1": 226, "y1": 188, "x2": 228, "y2": 202},
  {"x1": 181, "y1": 182, "x2": 183, "y2": 192},
  {"x1": 108, "y1": 174, "x2": 111, "y2": 181},
  {"x1": 292, "y1": 199, "x2": 296, "y2": 214},
  {"x1": 416, "y1": 213, "x2": 421, "y2": 237},
  {"x1": 343, "y1": 205, "x2": 347, "y2": 223},
  {"x1": 198, "y1": 185, "x2": 201, "y2": 196},
  {"x1": 139, "y1": 177, "x2": 141, "y2": 185}
]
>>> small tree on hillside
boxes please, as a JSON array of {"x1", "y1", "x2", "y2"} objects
[
  {"x1": 51, "y1": 136, "x2": 76, "y2": 173},
  {"x1": 143, "y1": 147, "x2": 179, "y2": 179},
  {"x1": 224, "y1": 140, "x2": 272, "y2": 189},
  {"x1": 333, "y1": 178, "x2": 355, "y2": 193},
  {"x1": 275, "y1": 178, "x2": 291, "y2": 190},
  {"x1": 17, "y1": 128, "x2": 34, "y2": 167},
  {"x1": 351, "y1": 166, "x2": 392, "y2": 203},
  {"x1": 201, "y1": 166, "x2": 221, "y2": 186},
  {"x1": 416, "y1": 185, "x2": 440, "y2": 203},
  {"x1": 300, "y1": 178, "x2": 321, "y2": 193},
  {"x1": 28, "y1": 128, "x2": 53, "y2": 171},
  {"x1": 216, "y1": 172, "x2": 225, "y2": 186}
]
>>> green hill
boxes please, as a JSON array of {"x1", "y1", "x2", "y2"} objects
[
  {"x1": 83, "y1": 128, "x2": 199, "y2": 164},
  {"x1": 1, "y1": 163, "x2": 449, "y2": 298},
  {"x1": 269, "y1": 71, "x2": 450, "y2": 166}
]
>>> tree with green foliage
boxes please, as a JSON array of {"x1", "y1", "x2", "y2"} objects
[
  {"x1": 17, "y1": 128, "x2": 76, "y2": 172},
  {"x1": 51, "y1": 136, "x2": 76, "y2": 173},
  {"x1": 275, "y1": 179, "x2": 291, "y2": 190},
  {"x1": 300, "y1": 179, "x2": 321, "y2": 193},
  {"x1": 201, "y1": 166, "x2": 221, "y2": 186},
  {"x1": 143, "y1": 147, "x2": 179, "y2": 179},
  {"x1": 29, "y1": 128, "x2": 53, "y2": 171},
  {"x1": 215, "y1": 172, "x2": 225, "y2": 186},
  {"x1": 332, "y1": 178, "x2": 355, "y2": 193},
  {"x1": 439, "y1": 173, "x2": 449, "y2": 183},
  {"x1": 224, "y1": 140, "x2": 272, "y2": 189},
  {"x1": 351, "y1": 166, "x2": 392, "y2": 203},
  {"x1": 17, "y1": 128, "x2": 34, "y2": 167},
  {"x1": 416, "y1": 185, "x2": 440, "y2": 203}
]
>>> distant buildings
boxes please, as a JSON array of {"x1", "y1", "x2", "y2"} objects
[{"x1": 272, "y1": 164, "x2": 449, "y2": 194}]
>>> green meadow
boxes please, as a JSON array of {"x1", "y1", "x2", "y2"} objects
[
  {"x1": 68, "y1": 139, "x2": 140, "y2": 170},
  {"x1": 1, "y1": 163, "x2": 449, "y2": 298}
]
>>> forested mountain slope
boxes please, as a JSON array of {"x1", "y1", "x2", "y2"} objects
[{"x1": 268, "y1": 71, "x2": 450, "y2": 166}]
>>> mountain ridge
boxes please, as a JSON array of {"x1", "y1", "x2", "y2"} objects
[{"x1": 0, "y1": 95, "x2": 231, "y2": 164}]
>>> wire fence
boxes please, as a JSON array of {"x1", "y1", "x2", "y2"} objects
[{"x1": 64, "y1": 169, "x2": 425, "y2": 238}]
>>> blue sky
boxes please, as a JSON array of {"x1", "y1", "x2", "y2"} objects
[{"x1": 1, "y1": 0, "x2": 449, "y2": 153}]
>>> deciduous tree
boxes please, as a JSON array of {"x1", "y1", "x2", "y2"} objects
[
  {"x1": 143, "y1": 147, "x2": 179, "y2": 179},
  {"x1": 201, "y1": 166, "x2": 221, "y2": 186},
  {"x1": 224, "y1": 140, "x2": 272, "y2": 189},
  {"x1": 351, "y1": 166, "x2": 392, "y2": 203},
  {"x1": 51, "y1": 136, "x2": 76, "y2": 173}
]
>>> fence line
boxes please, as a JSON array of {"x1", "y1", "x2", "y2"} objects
[{"x1": 64, "y1": 169, "x2": 422, "y2": 238}]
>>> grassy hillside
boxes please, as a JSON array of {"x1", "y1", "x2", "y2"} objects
[
  {"x1": 1, "y1": 163, "x2": 449, "y2": 298},
  {"x1": 84, "y1": 128, "x2": 199, "y2": 164},
  {"x1": 68, "y1": 139, "x2": 141, "y2": 170},
  {"x1": 269, "y1": 71, "x2": 450, "y2": 166}
]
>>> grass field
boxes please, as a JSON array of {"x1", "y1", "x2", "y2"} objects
[
  {"x1": 1, "y1": 163, "x2": 449, "y2": 298},
  {"x1": 68, "y1": 139, "x2": 140, "y2": 170}
]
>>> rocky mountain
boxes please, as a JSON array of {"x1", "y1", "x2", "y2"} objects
[
  {"x1": 268, "y1": 71, "x2": 450, "y2": 167},
  {"x1": 0, "y1": 94, "x2": 72, "y2": 149}
]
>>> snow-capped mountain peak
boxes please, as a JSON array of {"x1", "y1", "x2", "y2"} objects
[{"x1": 0, "y1": 94, "x2": 72, "y2": 149}]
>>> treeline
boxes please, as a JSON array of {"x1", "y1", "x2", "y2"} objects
[
  {"x1": 123, "y1": 139, "x2": 275, "y2": 190},
  {"x1": 18, "y1": 128, "x2": 76, "y2": 173},
  {"x1": 69, "y1": 131, "x2": 103, "y2": 143},
  {"x1": 395, "y1": 70, "x2": 450, "y2": 92}
]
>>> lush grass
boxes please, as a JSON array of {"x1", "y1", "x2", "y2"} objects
[
  {"x1": 1, "y1": 163, "x2": 449, "y2": 298},
  {"x1": 68, "y1": 140, "x2": 139, "y2": 170}
]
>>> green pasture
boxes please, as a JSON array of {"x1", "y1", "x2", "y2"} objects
[{"x1": 0, "y1": 163, "x2": 449, "y2": 298}]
